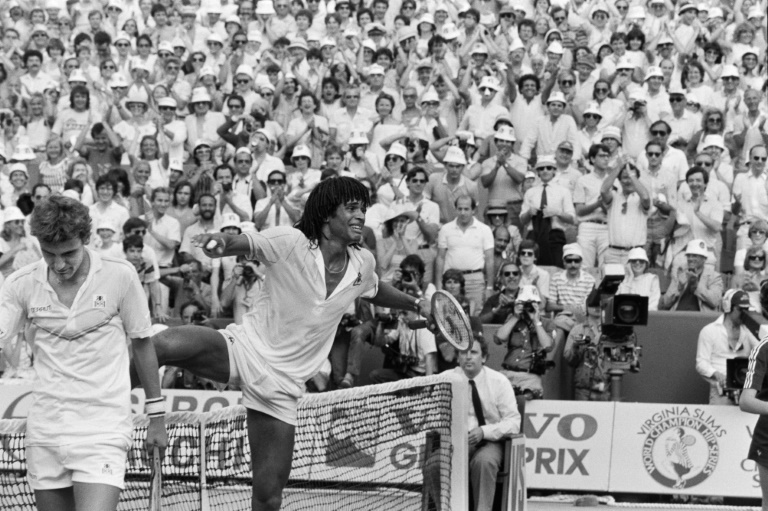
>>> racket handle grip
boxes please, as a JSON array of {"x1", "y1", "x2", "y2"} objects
[{"x1": 408, "y1": 320, "x2": 428, "y2": 329}]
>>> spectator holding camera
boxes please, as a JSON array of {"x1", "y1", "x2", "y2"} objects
[
  {"x1": 393, "y1": 254, "x2": 436, "y2": 301},
  {"x1": 160, "y1": 259, "x2": 213, "y2": 317},
  {"x1": 661, "y1": 239, "x2": 724, "y2": 312},
  {"x1": 220, "y1": 258, "x2": 265, "y2": 325},
  {"x1": 369, "y1": 309, "x2": 438, "y2": 383},
  {"x1": 481, "y1": 259, "x2": 522, "y2": 324},
  {"x1": 494, "y1": 284, "x2": 555, "y2": 400},
  {"x1": 696, "y1": 290, "x2": 758, "y2": 405},
  {"x1": 564, "y1": 304, "x2": 612, "y2": 401}
]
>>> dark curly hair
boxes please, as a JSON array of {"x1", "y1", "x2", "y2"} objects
[
  {"x1": 294, "y1": 176, "x2": 370, "y2": 248},
  {"x1": 30, "y1": 195, "x2": 92, "y2": 244}
]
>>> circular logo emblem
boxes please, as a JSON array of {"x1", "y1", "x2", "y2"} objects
[{"x1": 642, "y1": 415, "x2": 719, "y2": 489}]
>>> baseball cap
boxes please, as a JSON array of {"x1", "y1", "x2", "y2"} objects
[{"x1": 724, "y1": 289, "x2": 751, "y2": 311}]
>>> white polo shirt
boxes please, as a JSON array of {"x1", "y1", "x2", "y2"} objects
[
  {"x1": 0, "y1": 249, "x2": 153, "y2": 446},
  {"x1": 437, "y1": 219, "x2": 494, "y2": 272},
  {"x1": 229, "y1": 227, "x2": 378, "y2": 382},
  {"x1": 144, "y1": 213, "x2": 181, "y2": 267}
]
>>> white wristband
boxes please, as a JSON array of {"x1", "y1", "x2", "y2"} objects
[{"x1": 145, "y1": 399, "x2": 166, "y2": 417}]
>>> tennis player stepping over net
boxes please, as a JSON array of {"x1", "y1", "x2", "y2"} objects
[
  {"x1": 140, "y1": 177, "x2": 468, "y2": 511},
  {"x1": 0, "y1": 196, "x2": 167, "y2": 511}
]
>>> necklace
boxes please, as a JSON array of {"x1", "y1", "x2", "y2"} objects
[{"x1": 325, "y1": 253, "x2": 348, "y2": 274}]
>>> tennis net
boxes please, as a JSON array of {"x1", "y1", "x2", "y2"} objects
[{"x1": 0, "y1": 374, "x2": 468, "y2": 510}]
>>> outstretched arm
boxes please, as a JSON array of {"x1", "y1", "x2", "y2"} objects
[{"x1": 365, "y1": 280, "x2": 432, "y2": 318}]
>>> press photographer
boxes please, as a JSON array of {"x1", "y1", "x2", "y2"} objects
[
  {"x1": 696, "y1": 290, "x2": 759, "y2": 405},
  {"x1": 219, "y1": 258, "x2": 265, "y2": 325},
  {"x1": 493, "y1": 285, "x2": 555, "y2": 400}
]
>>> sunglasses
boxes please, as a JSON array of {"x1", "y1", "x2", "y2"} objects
[
  {"x1": 102, "y1": 65, "x2": 116, "y2": 70},
  {"x1": 651, "y1": 130, "x2": 668, "y2": 136},
  {"x1": 708, "y1": 117, "x2": 723, "y2": 123},
  {"x1": 166, "y1": 65, "x2": 180, "y2": 71},
  {"x1": 595, "y1": 88, "x2": 609, "y2": 93},
  {"x1": 234, "y1": 40, "x2": 247, "y2": 45},
  {"x1": 616, "y1": 4, "x2": 628, "y2": 9},
  {"x1": 236, "y1": 159, "x2": 252, "y2": 164},
  {"x1": 630, "y1": 259, "x2": 646, "y2": 264},
  {"x1": 584, "y1": 113, "x2": 600, "y2": 119},
  {"x1": 267, "y1": 179, "x2": 286, "y2": 185},
  {"x1": 593, "y1": 14, "x2": 608, "y2": 20},
  {"x1": 503, "y1": 270, "x2": 520, "y2": 277},
  {"x1": 564, "y1": 258, "x2": 582, "y2": 264},
  {"x1": 670, "y1": 96, "x2": 685, "y2": 102},
  {"x1": 132, "y1": 229, "x2": 147, "y2": 236},
  {"x1": 236, "y1": 79, "x2": 251, "y2": 84},
  {"x1": 158, "y1": 52, "x2": 172, "y2": 58},
  {"x1": 753, "y1": 230, "x2": 767, "y2": 236},
  {"x1": 501, "y1": 13, "x2": 514, "y2": 18},
  {"x1": 346, "y1": 95, "x2": 360, "y2": 99},
  {"x1": 33, "y1": 33, "x2": 47, "y2": 38},
  {"x1": 520, "y1": 250, "x2": 535, "y2": 257},
  {"x1": 749, "y1": 255, "x2": 766, "y2": 260},
  {"x1": 116, "y1": 42, "x2": 130, "y2": 47},
  {"x1": 754, "y1": 156, "x2": 768, "y2": 162},
  {"x1": 723, "y1": 76, "x2": 739, "y2": 81},
  {"x1": 159, "y1": 106, "x2": 175, "y2": 111},
  {"x1": 409, "y1": 178, "x2": 426, "y2": 183},
  {"x1": 538, "y1": 166, "x2": 556, "y2": 171},
  {"x1": 560, "y1": 80, "x2": 574, "y2": 86},
  {"x1": 554, "y1": 16, "x2": 566, "y2": 21},
  {"x1": 647, "y1": 151, "x2": 661, "y2": 157},
  {"x1": 193, "y1": 57, "x2": 205, "y2": 62}
]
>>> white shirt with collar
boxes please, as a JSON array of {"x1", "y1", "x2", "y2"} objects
[
  {"x1": 437, "y1": 218, "x2": 494, "y2": 271},
  {"x1": 231, "y1": 227, "x2": 379, "y2": 383},
  {"x1": 444, "y1": 365, "x2": 521, "y2": 440},
  {"x1": 696, "y1": 314, "x2": 758, "y2": 379},
  {"x1": 0, "y1": 249, "x2": 153, "y2": 446}
]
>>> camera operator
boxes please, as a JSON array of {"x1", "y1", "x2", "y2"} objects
[
  {"x1": 564, "y1": 304, "x2": 612, "y2": 401},
  {"x1": 393, "y1": 254, "x2": 436, "y2": 300},
  {"x1": 696, "y1": 290, "x2": 758, "y2": 405},
  {"x1": 220, "y1": 258, "x2": 265, "y2": 325},
  {"x1": 493, "y1": 285, "x2": 555, "y2": 400}
]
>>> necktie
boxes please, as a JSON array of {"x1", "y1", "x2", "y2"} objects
[
  {"x1": 274, "y1": 203, "x2": 281, "y2": 226},
  {"x1": 469, "y1": 380, "x2": 486, "y2": 427},
  {"x1": 540, "y1": 183, "x2": 548, "y2": 211}
]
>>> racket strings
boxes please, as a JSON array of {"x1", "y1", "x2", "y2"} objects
[{"x1": 433, "y1": 294, "x2": 473, "y2": 349}]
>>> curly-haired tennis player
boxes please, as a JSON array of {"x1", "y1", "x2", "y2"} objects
[{"x1": 145, "y1": 177, "x2": 432, "y2": 510}]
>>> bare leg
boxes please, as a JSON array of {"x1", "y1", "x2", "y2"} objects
[
  {"x1": 247, "y1": 409, "x2": 296, "y2": 511},
  {"x1": 35, "y1": 488, "x2": 75, "y2": 511},
  {"x1": 72, "y1": 482, "x2": 121, "y2": 511},
  {"x1": 131, "y1": 326, "x2": 230, "y2": 386},
  {"x1": 759, "y1": 463, "x2": 768, "y2": 511}
]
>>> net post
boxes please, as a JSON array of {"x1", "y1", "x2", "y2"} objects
[
  {"x1": 199, "y1": 417, "x2": 210, "y2": 511},
  {"x1": 448, "y1": 375, "x2": 469, "y2": 510}
]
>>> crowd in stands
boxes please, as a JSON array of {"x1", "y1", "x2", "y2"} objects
[{"x1": 0, "y1": 0, "x2": 766, "y2": 403}]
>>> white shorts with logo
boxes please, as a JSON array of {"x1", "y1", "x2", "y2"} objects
[
  {"x1": 26, "y1": 438, "x2": 129, "y2": 490},
  {"x1": 220, "y1": 327, "x2": 304, "y2": 426}
]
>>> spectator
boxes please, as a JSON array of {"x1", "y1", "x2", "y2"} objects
[
  {"x1": 167, "y1": 180, "x2": 197, "y2": 234},
  {"x1": 160, "y1": 259, "x2": 213, "y2": 317},
  {"x1": 425, "y1": 147, "x2": 479, "y2": 224},
  {"x1": 731, "y1": 246, "x2": 768, "y2": 310},
  {"x1": 520, "y1": 91, "x2": 579, "y2": 160},
  {"x1": 520, "y1": 155, "x2": 575, "y2": 267},
  {"x1": 517, "y1": 240, "x2": 551, "y2": 309},
  {"x1": 601, "y1": 161, "x2": 651, "y2": 265},
  {"x1": 643, "y1": 140, "x2": 678, "y2": 266},
  {"x1": 546, "y1": 244, "x2": 596, "y2": 321},
  {"x1": 445, "y1": 335, "x2": 521, "y2": 511},
  {"x1": 734, "y1": 220, "x2": 768, "y2": 275},
  {"x1": 369, "y1": 309, "x2": 437, "y2": 383},
  {"x1": 0, "y1": 207, "x2": 40, "y2": 278},
  {"x1": 88, "y1": 175, "x2": 130, "y2": 242},
  {"x1": 441, "y1": 269, "x2": 474, "y2": 316},
  {"x1": 733, "y1": 145, "x2": 768, "y2": 249},
  {"x1": 143, "y1": 186, "x2": 181, "y2": 269},
  {"x1": 564, "y1": 304, "x2": 612, "y2": 401},
  {"x1": 122, "y1": 234, "x2": 165, "y2": 320},
  {"x1": 377, "y1": 204, "x2": 420, "y2": 282},
  {"x1": 179, "y1": 193, "x2": 219, "y2": 274},
  {"x1": 617, "y1": 248, "x2": 661, "y2": 311},
  {"x1": 493, "y1": 284, "x2": 554, "y2": 400},
  {"x1": 480, "y1": 126, "x2": 526, "y2": 230},
  {"x1": 436, "y1": 195, "x2": 494, "y2": 307},
  {"x1": 480, "y1": 260, "x2": 522, "y2": 324},
  {"x1": 661, "y1": 239, "x2": 724, "y2": 312},
  {"x1": 253, "y1": 170, "x2": 301, "y2": 230},
  {"x1": 696, "y1": 290, "x2": 758, "y2": 405},
  {"x1": 220, "y1": 258, "x2": 265, "y2": 325},
  {"x1": 574, "y1": 143, "x2": 611, "y2": 268}
]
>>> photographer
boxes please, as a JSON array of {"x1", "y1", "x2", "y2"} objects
[
  {"x1": 494, "y1": 285, "x2": 555, "y2": 399},
  {"x1": 220, "y1": 258, "x2": 265, "y2": 325},
  {"x1": 696, "y1": 290, "x2": 758, "y2": 405},
  {"x1": 564, "y1": 305, "x2": 612, "y2": 401},
  {"x1": 213, "y1": 164, "x2": 252, "y2": 222},
  {"x1": 480, "y1": 260, "x2": 521, "y2": 324},
  {"x1": 160, "y1": 259, "x2": 213, "y2": 317},
  {"x1": 369, "y1": 307, "x2": 438, "y2": 383},
  {"x1": 393, "y1": 254, "x2": 436, "y2": 300}
]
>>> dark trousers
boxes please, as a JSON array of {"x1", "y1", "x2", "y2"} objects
[
  {"x1": 529, "y1": 228, "x2": 565, "y2": 268},
  {"x1": 328, "y1": 327, "x2": 365, "y2": 385}
]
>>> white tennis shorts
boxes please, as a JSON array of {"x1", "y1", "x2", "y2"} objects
[
  {"x1": 26, "y1": 438, "x2": 130, "y2": 490},
  {"x1": 220, "y1": 327, "x2": 304, "y2": 425}
]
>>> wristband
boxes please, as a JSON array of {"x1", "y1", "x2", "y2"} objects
[
  {"x1": 145, "y1": 398, "x2": 166, "y2": 417},
  {"x1": 414, "y1": 298, "x2": 425, "y2": 314}
]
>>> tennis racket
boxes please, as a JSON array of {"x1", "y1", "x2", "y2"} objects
[
  {"x1": 409, "y1": 290, "x2": 474, "y2": 351},
  {"x1": 149, "y1": 445, "x2": 162, "y2": 511}
]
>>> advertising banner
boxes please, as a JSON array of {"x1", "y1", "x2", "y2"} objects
[
  {"x1": 609, "y1": 403, "x2": 760, "y2": 497},
  {"x1": 523, "y1": 400, "x2": 614, "y2": 491}
]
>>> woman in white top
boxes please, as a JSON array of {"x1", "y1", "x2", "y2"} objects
[
  {"x1": 617, "y1": 247, "x2": 661, "y2": 311},
  {"x1": 375, "y1": 142, "x2": 409, "y2": 207},
  {"x1": 286, "y1": 144, "x2": 322, "y2": 209},
  {"x1": 734, "y1": 220, "x2": 768, "y2": 274},
  {"x1": 285, "y1": 91, "x2": 330, "y2": 168},
  {"x1": 38, "y1": 137, "x2": 71, "y2": 193},
  {"x1": 731, "y1": 245, "x2": 768, "y2": 310},
  {"x1": 368, "y1": 92, "x2": 402, "y2": 164},
  {"x1": 682, "y1": 61, "x2": 715, "y2": 110}
]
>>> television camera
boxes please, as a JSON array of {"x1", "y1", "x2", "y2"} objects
[{"x1": 585, "y1": 264, "x2": 649, "y2": 400}]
